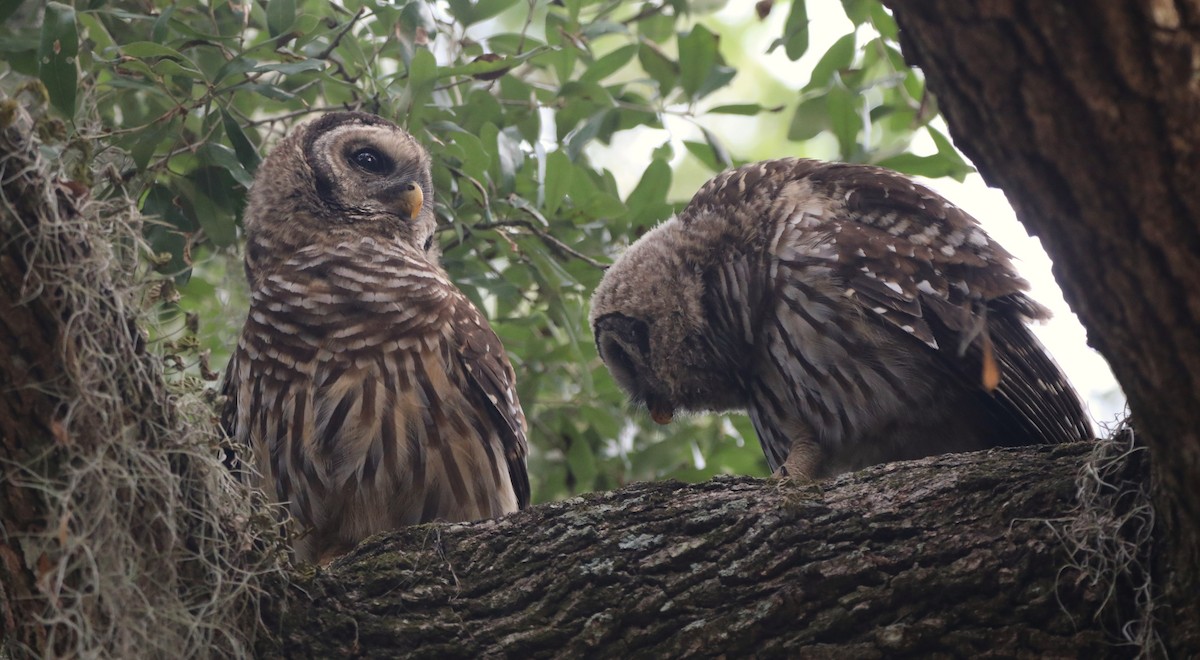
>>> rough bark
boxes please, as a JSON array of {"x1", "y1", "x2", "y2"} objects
[
  {"x1": 883, "y1": 1, "x2": 1200, "y2": 654},
  {"x1": 270, "y1": 442, "x2": 1145, "y2": 658}
]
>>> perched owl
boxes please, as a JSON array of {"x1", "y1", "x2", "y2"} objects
[
  {"x1": 591, "y1": 158, "x2": 1092, "y2": 480},
  {"x1": 220, "y1": 111, "x2": 529, "y2": 563}
]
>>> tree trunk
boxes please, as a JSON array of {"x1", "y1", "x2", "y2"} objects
[
  {"x1": 268, "y1": 440, "x2": 1150, "y2": 658},
  {"x1": 882, "y1": 1, "x2": 1200, "y2": 654}
]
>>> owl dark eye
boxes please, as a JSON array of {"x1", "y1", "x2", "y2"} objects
[{"x1": 350, "y1": 148, "x2": 391, "y2": 174}]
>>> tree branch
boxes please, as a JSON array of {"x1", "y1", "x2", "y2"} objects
[{"x1": 266, "y1": 442, "x2": 1147, "y2": 658}]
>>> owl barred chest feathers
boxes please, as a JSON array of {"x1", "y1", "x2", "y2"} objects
[
  {"x1": 591, "y1": 158, "x2": 1092, "y2": 480},
  {"x1": 221, "y1": 112, "x2": 529, "y2": 564}
]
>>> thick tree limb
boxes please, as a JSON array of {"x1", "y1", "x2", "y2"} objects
[
  {"x1": 882, "y1": 1, "x2": 1200, "y2": 653},
  {"x1": 269, "y1": 442, "x2": 1147, "y2": 658}
]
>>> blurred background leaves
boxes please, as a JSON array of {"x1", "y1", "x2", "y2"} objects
[{"x1": 1, "y1": 0, "x2": 971, "y2": 503}]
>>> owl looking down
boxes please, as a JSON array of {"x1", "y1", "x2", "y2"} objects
[
  {"x1": 591, "y1": 158, "x2": 1092, "y2": 480},
  {"x1": 220, "y1": 111, "x2": 529, "y2": 563}
]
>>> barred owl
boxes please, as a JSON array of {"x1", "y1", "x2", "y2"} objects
[
  {"x1": 590, "y1": 159, "x2": 1092, "y2": 480},
  {"x1": 220, "y1": 112, "x2": 529, "y2": 563}
]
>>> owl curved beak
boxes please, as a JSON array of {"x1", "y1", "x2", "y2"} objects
[
  {"x1": 397, "y1": 183, "x2": 424, "y2": 220},
  {"x1": 594, "y1": 313, "x2": 674, "y2": 425},
  {"x1": 648, "y1": 399, "x2": 675, "y2": 425},
  {"x1": 378, "y1": 181, "x2": 424, "y2": 220}
]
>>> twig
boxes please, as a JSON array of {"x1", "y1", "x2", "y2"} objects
[
  {"x1": 316, "y1": 7, "x2": 367, "y2": 60},
  {"x1": 474, "y1": 217, "x2": 608, "y2": 270}
]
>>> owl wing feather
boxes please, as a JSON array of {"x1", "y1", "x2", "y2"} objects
[
  {"x1": 452, "y1": 299, "x2": 531, "y2": 509},
  {"x1": 769, "y1": 160, "x2": 1090, "y2": 444}
]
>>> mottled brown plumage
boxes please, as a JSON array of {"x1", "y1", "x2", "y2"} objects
[
  {"x1": 220, "y1": 112, "x2": 528, "y2": 563},
  {"x1": 591, "y1": 158, "x2": 1092, "y2": 480}
]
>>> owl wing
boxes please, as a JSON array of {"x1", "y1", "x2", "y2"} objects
[
  {"x1": 217, "y1": 350, "x2": 240, "y2": 469},
  {"x1": 798, "y1": 161, "x2": 1031, "y2": 345},
  {"x1": 218, "y1": 344, "x2": 258, "y2": 477},
  {"x1": 770, "y1": 160, "x2": 1090, "y2": 443},
  {"x1": 451, "y1": 297, "x2": 531, "y2": 509}
]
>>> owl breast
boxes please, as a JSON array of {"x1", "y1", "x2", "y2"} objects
[{"x1": 228, "y1": 236, "x2": 520, "y2": 563}]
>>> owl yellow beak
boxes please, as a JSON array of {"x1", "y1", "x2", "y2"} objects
[{"x1": 398, "y1": 183, "x2": 423, "y2": 220}]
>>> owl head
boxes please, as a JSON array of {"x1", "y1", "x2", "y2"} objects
[
  {"x1": 590, "y1": 218, "x2": 752, "y2": 426},
  {"x1": 242, "y1": 111, "x2": 437, "y2": 279}
]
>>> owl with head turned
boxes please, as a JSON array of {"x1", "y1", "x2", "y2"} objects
[
  {"x1": 591, "y1": 158, "x2": 1092, "y2": 480},
  {"x1": 220, "y1": 111, "x2": 529, "y2": 564}
]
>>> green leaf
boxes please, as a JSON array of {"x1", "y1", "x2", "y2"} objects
[
  {"x1": 557, "y1": 80, "x2": 615, "y2": 107},
  {"x1": 841, "y1": 0, "x2": 871, "y2": 25},
  {"x1": 199, "y1": 142, "x2": 254, "y2": 188},
  {"x1": 684, "y1": 128, "x2": 732, "y2": 172},
  {"x1": 541, "y1": 150, "x2": 573, "y2": 215},
  {"x1": 787, "y1": 94, "x2": 827, "y2": 141},
  {"x1": 808, "y1": 32, "x2": 856, "y2": 89},
  {"x1": 566, "y1": 432, "x2": 598, "y2": 492},
  {"x1": 678, "y1": 24, "x2": 718, "y2": 100},
  {"x1": 128, "y1": 125, "x2": 171, "y2": 171},
  {"x1": 770, "y1": 0, "x2": 808, "y2": 61},
  {"x1": 870, "y1": 3, "x2": 899, "y2": 40},
  {"x1": 251, "y1": 60, "x2": 325, "y2": 75},
  {"x1": 624, "y1": 158, "x2": 672, "y2": 223},
  {"x1": 177, "y1": 177, "x2": 238, "y2": 247},
  {"x1": 152, "y1": 57, "x2": 203, "y2": 79},
  {"x1": 406, "y1": 47, "x2": 438, "y2": 110},
  {"x1": 564, "y1": 110, "x2": 608, "y2": 162},
  {"x1": 637, "y1": 40, "x2": 678, "y2": 94},
  {"x1": 637, "y1": 10, "x2": 674, "y2": 43},
  {"x1": 446, "y1": 0, "x2": 518, "y2": 26},
  {"x1": 827, "y1": 82, "x2": 862, "y2": 159},
  {"x1": 38, "y1": 2, "x2": 78, "y2": 117},
  {"x1": 927, "y1": 125, "x2": 974, "y2": 180},
  {"x1": 141, "y1": 184, "x2": 195, "y2": 279},
  {"x1": 151, "y1": 5, "x2": 175, "y2": 43},
  {"x1": 120, "y1": 41, "x2": 188, "y2": 59},
  {"x1": 694, "y1": 64, "x2": 736, "y2": 99},
  {"x1": 266, "y1": 0, "x2": 296, "y2": 38},
  {"x1": 700, "y1": 126, "x2": 732, "y2": 169},
  {"x1": 220, "y1": 109, "x2": 261, "y2": 174},
  {"x1": 493, "y1": 126, "x2": 523, "y2": 192},
  {"x1": 709, "y1": 103, "x2": 764, "y2": 116},
  {"x1": 76, "y1": 13, "x2": 116, "y2": 53},
  {"x1": 579, "y1": 43, "x2": 638, "y2": 84},
  {"x1": 0, "y1": 0, "x2": 26, "y2": 23},
  {"x1": 875, "y1": 153, "x2": 956, "y2": 180},
  {"x1": 580, "y1": 20, "x2": 627, "y2": 41}
]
